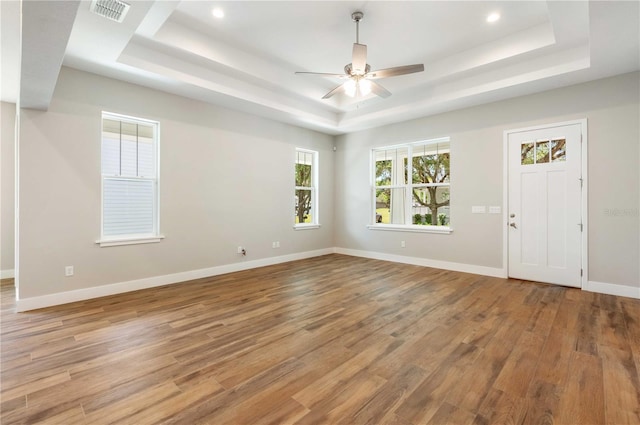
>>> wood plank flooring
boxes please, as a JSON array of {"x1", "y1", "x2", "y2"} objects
[{"x1": 1, "y1": 254, "x2": 639, "y2": 424}]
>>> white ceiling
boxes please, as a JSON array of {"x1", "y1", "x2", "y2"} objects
[{"x1": 2, "y1": 1, "x2": 639, "y2": 135}]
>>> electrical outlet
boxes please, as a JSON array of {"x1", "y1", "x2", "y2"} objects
[
  {"x1": 65, "y1": 266, "x2": 74, "y2": 277},
  {"x1": 401, "y1": 240, "x2": 406, "y2": 248},
  {"x1": 237, "y1": 246, "x2": 244, "y2": 254}
]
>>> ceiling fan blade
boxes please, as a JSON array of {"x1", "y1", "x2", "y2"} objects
[
  {"x1": 322, "y1": 83, "x2": 346, "y2": 99},
  {"x1": 370, "y1": 81, "x2": 391, "y2": 98},
  {"x1": 352, "y1": 43, "x2": 367, "y2": 74},
  {"x1": 367, "y1": 64, "x2": 424, "y2": 79},
  {"x1": 295, "y1": 72, "x2": 348, "y2": 79}
]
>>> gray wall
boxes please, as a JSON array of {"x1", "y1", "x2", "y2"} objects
[
  {"x1": 1, "y1": 101, "x2": 15, "y2": 275},
  {"x1": 18, "y1": 67, "x2": 334, "y2": 299},
  {"x1": 335, "y1": 72, "x2": 639, "y2": 289},
  {"x1": 14, "y1": 68, "x2": 640, "y2": 301}
]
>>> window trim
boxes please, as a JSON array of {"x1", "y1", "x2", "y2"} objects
[
  {"x1": 294, "y1": 148, "x2": 320, "y2": 229},
  {"x1": 97, "y1": 112, "x2": 162, "y2": 247},
  {"x1": 370, "y1": 137, "x2": 452, "y2": 232}
]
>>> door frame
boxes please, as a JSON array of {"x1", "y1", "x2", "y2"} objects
[{"x1": 502, "y1": 119, "x2": 588, "y2": 288}]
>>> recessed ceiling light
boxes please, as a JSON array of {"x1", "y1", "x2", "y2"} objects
[
  {"x1": 487, "y1": 12, "x2": 500, "y2": 23},
  {"x1": 212, "y1": 8, "x2": 224, "y2": 19}
]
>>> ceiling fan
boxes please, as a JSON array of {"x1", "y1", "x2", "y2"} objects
[{"x1": 295, "y1": 11, "x2": 424, "y2": 100}]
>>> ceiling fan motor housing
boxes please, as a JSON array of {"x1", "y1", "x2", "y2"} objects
[{"x1": 345, "y1": 63, "x2": 371, "y2": 76}]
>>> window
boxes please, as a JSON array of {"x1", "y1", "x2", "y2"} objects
[
  {"x1": 521, "y1": 138, "x2": 566, "y2": 165},
  {"x1": 99, "y1": 112, "x2": 162, "y2": 246},
  {"x1": 295, "y1": 148, "x2": 319, "y2": 229},
  {"x1": 371, "y1": 138, "x2": 451, "y2": 233}
]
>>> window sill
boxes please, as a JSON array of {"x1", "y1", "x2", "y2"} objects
[
  {"x1": 96, "y1": 235, "x2": 165, "y2": 247},
  {"x1": 367, "y1": 224, "x2": 453, "y2": 234},
  {"x1": 294, "y1": 224, "x2": 321, "y2": 231}
]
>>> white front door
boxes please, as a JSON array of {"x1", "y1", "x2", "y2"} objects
[{"x1": 507, "y1": 122, "x2": 583, "y2": 287}]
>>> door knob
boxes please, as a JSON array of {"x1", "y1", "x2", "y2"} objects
[{"x1": 510, "y1": 222, "x2": 517, "y2": 229}]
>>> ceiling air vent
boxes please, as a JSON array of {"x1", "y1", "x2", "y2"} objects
[{"x1": 89, "y1": 0, "x2": 130, "y2": 23}]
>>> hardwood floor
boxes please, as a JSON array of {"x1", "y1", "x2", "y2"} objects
[{"x1": 1, "y1": 254, "x2": 639, "y2": 424}]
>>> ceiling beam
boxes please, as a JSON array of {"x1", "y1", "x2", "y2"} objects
[{"x1": 20, "y1": 0, "x2": 80, "y2": 110}]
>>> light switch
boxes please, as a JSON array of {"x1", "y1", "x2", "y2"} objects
[
  {"x1": 489, "y1": 206, "x2": 502, "y2": 214},
  {"x1": 472, "y1": 206, "x2": 486, "y2": 214}
]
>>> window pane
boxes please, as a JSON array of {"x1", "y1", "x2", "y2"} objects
[
  {"x1": 138, "y1": 124, "x2": 155, "y2": 177},
  {"x1": 374, "y1": 147, "x2": 408, "y2": 185},
  {"x1": 536, "y1": 141, "x2": 549, "y2": 163},
  {"x1": 295, "y1": 163, "x2": 312, "y2": 187},
  {"x1": 412, "y1": 142, "x2": 450, "y2": 184},
  {"x1": 103, "y1": 178, "x2": 155, "y2": 236},
  {"x1": 102, "y1": 118, "x2": 120, "y2": 134},
  {"x1": 521, "y1": 142, "x2": 534, "y2": 165},
  {"x1": 375, "y1": 187, "x2": 406, "y2": 224},
  {"x1": 551, "y1": 139, "x2": 566, "y2": 162},
  {"x1": 295, "y1": 151, "x2": 313, "y2": 187},
  {"x1": 137, "y1": 136, "x2": 154, "y2": 177},
  {"x1": 120, "y1": 122, "x2": 138, "y2": 177},
  {"x1": 412, "y1": 186, "x2": 450, "y2": 225},
  {"x1": 295, "y1": 189, "x2": 313, "y2": 223},
  {"x1": 375, "y1": 160, "x2": 392, "y2": 186},
  {"x1": 101, "y1": 134, "x2": 120, "y2": 175}
]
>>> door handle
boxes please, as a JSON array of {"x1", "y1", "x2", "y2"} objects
[{"x1": 510, "y1": 222, "x2": 517, "y2": 229}]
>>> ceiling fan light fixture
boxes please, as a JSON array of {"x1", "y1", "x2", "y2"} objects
[
  {"x1": 344, "y1": 79, "x2": 371, "y2": 98},
  {"x1": 344, "y1": 80, "x2": 357, "y2": 97},
  {"x1": 359, "y1": 79, "x2": 372, "y2": 96}
]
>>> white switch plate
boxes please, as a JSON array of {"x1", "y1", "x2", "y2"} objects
[
  {"x1": 489, "y1": 206, "x2": 502, "y2": 214},
  {"x1": 65, "y1": 266, "x2": 74, "y2": 276},
  {"x1": 472, "y1": 206, "x2": 486, "y2": 214},
  {"x1": 401, "y1": 240, "x2": 406, "y2": 248}
]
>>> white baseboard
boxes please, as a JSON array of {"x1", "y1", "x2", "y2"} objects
[
  {"x1": 335, "y1": 249, "x2": 640, "y2": 300},
  {"x1": 16, "y1": 248, "x2": 637, "y2": 312},
  {"x1": 16, "y1": 248, "x2": 334, "y2": 312},
  {"x1": 1, "y1": 269, "x2": 15, "y2": 279},
  {"x1": 334, "y1": 247, "x2": 507, "y2": 278},
  {"x1": 584, "y1": 280, "x2": 640, "y2": 300}
]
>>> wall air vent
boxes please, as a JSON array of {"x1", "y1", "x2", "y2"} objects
[{"x1": 89, "y1": 0, "x2": 130, "y2": 23}]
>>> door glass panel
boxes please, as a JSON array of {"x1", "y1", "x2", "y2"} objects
[
  {"x1": 551, "y1": 139, "x2": 566, "y2": 162},
  {"x1": 521, "y1": 142, "x2": 534, "y2": 165},
  {"x1": 536, "y1": 141, "x2": 550, "y2": 163}
]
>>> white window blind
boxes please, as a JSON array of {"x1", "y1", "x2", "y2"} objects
[{"x1": 101, "y1": 113, "x2": 159, "y2": 240}]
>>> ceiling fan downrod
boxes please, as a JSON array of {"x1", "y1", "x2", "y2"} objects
[{"x1": 352, "y1": 11, "x2": 363, "y2": 44}]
